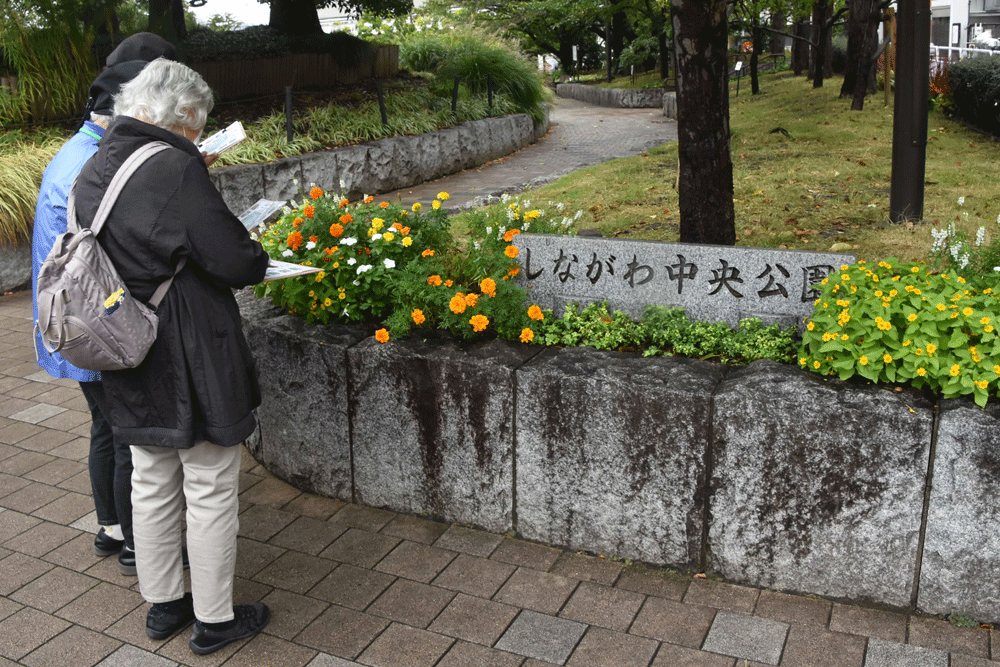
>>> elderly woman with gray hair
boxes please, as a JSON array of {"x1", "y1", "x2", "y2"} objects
[{"x1": 73, "y1": 58, "x2": 270, "y2": 655}]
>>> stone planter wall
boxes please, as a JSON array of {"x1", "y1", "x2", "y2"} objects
[
  {"x1": 556, "y1": 83, "x2": 665, "y2": 108},
  {"x1": 239, "y1": 291, "x2": 1000, "y2": 624}
]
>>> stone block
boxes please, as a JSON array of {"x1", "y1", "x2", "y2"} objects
[
  {"x1": 516, "y1": 347, "x2": 722, "y2": 567},
  {"x1": 709, "y1": 360, "x2": 935, "y2": 608},
  {"x1": 333, "y1": 144, "x2": 374, "y2": 200},
  {"x1": 918, "y1": 399, "x2": 1000, "y2": 623},
  {"x1": 366, "y1": 137, "x2": 407, "y2": 193},
  {"x1": 434, "y1": 127, "x2": 469, "y2": 175},
  {"x1": 213, "y1": 163, "x2": 264, "y2": 217},
  {"x1": 663, "y1": 92, "x2": 677, "y2": 119},
  {"x1": 348, "y1": 335, "x2": 538, "y2": 533},
  {"x1": 261, "y1": 156, "x2": 304, "y2": 203},
  {"x1": 701, "y1": 611, "x2": 789, "y2": 665},
  {"x1": 238, "y1": 290, "x2": 367, "y2": 500},
  {"x1": 510, "y1": 114, "x2": 533, "y2": 151},
  {"x1": 514, "y1": 234, "x2": 854, "y2": 329},
  {"x1": 300, "y1": 151, "x2": 340, "y2": 193},
  {"x1": 0, "y1": 241, "x2": 31, "y2": 294},
  {"x1": 408, "y1": 130, "x2": 443, "y2": 184}
]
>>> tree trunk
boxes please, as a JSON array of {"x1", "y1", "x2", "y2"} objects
[
  {"x1": 845, "y1": 0, "x2": 883, "y2": 110},
  {"x1": 770, "y1": 10, "x2": 786, "y2": 55},
  {"x1": 658, "y1": 29, "x2": 670, "y2": 80},
  {"x1": 750, "y1": 23, "x2": 763, "y2": 95},
  {"x1": 558, "y1": 38, "x2": 576, "y2": 75},
  {"x1": 791, "y1": 18, "x2": 810, "y2": 75},
  {"x1": 148, "y1": 0, "x2": 187, "y2": 45},
  {"x1": 269, "y1": 0, "x2": 324, "y2": 37},
  {"x1": 811, "y1": 0, "x2": 828, "y2": 88},
  {"x1": 670, "y1": 0, "x2": 735, "y2": 246}
]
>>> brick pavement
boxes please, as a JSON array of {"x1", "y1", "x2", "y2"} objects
[{"x1": 2, "y1": 97, "x2": 998, "y2": 666}]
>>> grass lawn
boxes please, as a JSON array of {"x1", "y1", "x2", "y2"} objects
[{"x1": 492, "y1": 70, "x2": 999, "y2": 266}]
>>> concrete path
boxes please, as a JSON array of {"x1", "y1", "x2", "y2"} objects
[
  {"x1": 381, "y1": 96, "x2": 678, "y2": 210},
  {"x1": 2, "y1": 98, "x2": 997, "y2": 666}
]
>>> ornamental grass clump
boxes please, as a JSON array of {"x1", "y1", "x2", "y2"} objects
[{"x1": 798, "y1": 260, "x2": 1000, "y2": 407}]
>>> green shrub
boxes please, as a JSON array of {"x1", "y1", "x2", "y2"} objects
[
  {"x1": 798, "y1": 260, "x2": 1000, "y2": 407},
  {"x1": 184, "y1": 25, "x2": 291, "y2": 62},
  {"x1": 399, "y1": 32, "x2": 452, "y2": 73},
  {"x1": 948, "y1": 56, "x2": 1000, "y2": 136},
  {"x1": 831, "y1": 35, "x2": 848, "y2": 75}
]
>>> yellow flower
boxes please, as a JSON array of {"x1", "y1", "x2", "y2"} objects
[
  {"x1": 859, "y1": 356, "x2": 869, "y2": 366},
  {"x1": 976, "y1": 380, "x2": 989, "y2": 389},
  {"x1": 963, "y1": 307, "x2": 974, "y2": 317},
  {"x1": 323, "y1": 297, "x2": 332, "y2": 307},
  {"x1": 926, "y1": 343, "x2": 937, "y2": 355},
  {"x1": 470, "y1": 314, "x2": 489, "y2": 332},
  {"x1": 315, "y1": 271, "x2": 326, "y2": 282},
  {"x1": 936, "y1": 303, "x2": 947, "y2": 311},
  {"x1": 907, "y1": 313, "x2": 917, "y2": 322},
  {"x1": 432, "y1": 200, "x2": 441, "y2": 210},
  {"x1": 449, "y1": 294, "x2": 467, "y2": 314},
  {"x1": 411, "y1": 203, "x2": 422, "y2": 212},
  {"x1": 806, "y1": 322, "x2": 815, "y2": 331},
  {"x1": 917, "y1": 367, "x2": 926, "y2": 376},
  {"x1": 437, "y1": 192, "x2": 450, "y2": 200},
  {"x1": 375, "y1": 329, "x2": 390, "y2": 343},
  {"x1": 950, "y1": 364, "x2": 961, "y2": 377},
  {"x1": 981, "y1": 317, "x2": 992, "y2": 326},
  {"x1": 799, "y1": 358, "x2": 808, "y2": 366},
  {"x1": 994, "y1": 364, "x2": 1000, "y2": 375},
  {"x1": 883, "y1": 354, "x2": 892, "y2": 364},
  {"x1": 813, "y1": 360, "x2": 821, "y2": 369},
  {"x1": 383, "y1": 232, "x2": 395, "y2": 242},
  {"x1": 371, "y1": 218, "x2": 384, "y2": 231},
  {"x1": 520, "y1": 328, "x2": 534, "y2": 343},
  {"x1": 402, "y1": 237, "x2": 413, "y2": 247},
  {"x1": 411, "y1": 309, "x2": 425, "y2": 325}
]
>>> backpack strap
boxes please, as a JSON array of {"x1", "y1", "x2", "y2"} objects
[{"x1": 67, "y1": 140, "x2": 185, "y2": 309}]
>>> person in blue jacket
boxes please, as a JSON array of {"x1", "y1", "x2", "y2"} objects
[{"x1": 31, "y1": 33, "x2": 175, "y2": 577}]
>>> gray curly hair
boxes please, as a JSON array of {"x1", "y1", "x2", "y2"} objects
[{"x1": 114, "y1": 58, "x2": 214, "y2": 132}]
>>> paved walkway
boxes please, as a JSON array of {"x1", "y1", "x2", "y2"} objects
[
  {"x1": 1, "y1": 98, "x2": 998, "y2": 666},
  {"x1": 381, "y1": 96, "x2": 678, "y2": 210}
]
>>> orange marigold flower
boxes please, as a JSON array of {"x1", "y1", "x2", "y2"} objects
[
  {"x1": 508, "y1": 267, "x2": 520, "y2": 277},
  {"x1": 422, "y1": 249, "x2": 435, "y2": 258},
  {"x1": 364, "y1": 195, "x2": 374, "y2": 203},
  {"x1": 527, "y1": 305, "x2": 543, "y2": 321},
  {"x1": 480, "y1": 277, "x2": 497, "y2": 297},
  {"x1": 309, "y1": 235, "x2": 318, "y2": 243},
  {"x1": 375, "y1": 329, "x2": 390, "y2": 343},
  {"x1": 339, "y1": 213, "x2": 353, "y2": 224},
  {"x1": 470, "y1": 314, "x2": 489, "y2": 332},
  {"x1": 449, "y1": 294, "x2": 467, "y2": 314},
  {"x1": 392, "y1": 222, "x2": 403, "y2": 231},
  {"x1": 504, "y1": 245, "x2": 519, "y2": 258},
  {"x1": 329, "y1": 223, "x2": 344, "y2": 238},
  {"x1": 465, "y1": 293, "x2": 479, "y2": 307},
  {"x1": 310, "y1": 187, "x2": 323, "y2": 200},
  {"x1": 293, "y1": 217, "x2": 303, "y2": 228},
  {"x1": 444, "y1": 279, "x2": 454, "y2": 287},
  {"x1": 503, "y1": 228, "x2": 521, "y2": 243},
  {"x1": 520, "y1": 328, "x2": 534, "y2": 343},
  {"x1": 287, "y1": 231, "x2": 303, "y2": 251},
  {"x1": 411, "y1": 309, "x2": 426, "y2": 325},
  {"x1": 304, "y1": 205, "x2": 316, "y2": 219},
  {"x1": 428, "y1": 275, "x2": 443, "y2": 286},
  {"x1": 340, "y1": 199, "x2": 350, "y2": 208},
  {"x1": 379, "y1": 201, "x2": 389, "y2": 209},
  {"x1": 401, "y1": 226, "x2": 410, "y2": 235}
]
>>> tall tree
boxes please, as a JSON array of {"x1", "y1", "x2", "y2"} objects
[
  {"x1": 260, "y1": 0, "x2": 412, "y2": 37},
  {"x1": 149, "y1": 0, "x2": 187, "y2": 43},
  {"x1": 670, "y1": 0, "x2": 735, "y2": 246},
  {"x1": 839, "y1": 0, "x2": 889, "y2": 109}
]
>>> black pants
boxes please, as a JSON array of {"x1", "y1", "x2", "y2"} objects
[{"x1": 80, "y1": 380, "x2": 133, "y2": 547}]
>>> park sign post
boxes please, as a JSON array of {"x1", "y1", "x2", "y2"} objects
[{"x1": 513, "y1": 235, "x2": 856, "y2": 330}]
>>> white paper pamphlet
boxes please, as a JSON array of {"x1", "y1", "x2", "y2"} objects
[
  {"x1": 199, "y1": 120, "x2": 246, "y2": 155},
  {"x1": 238, "y1": 199, "x2": 286, "y2": 232},
  {"x1": 263, "y1": 259, "x2": 323, "y2": 283}
]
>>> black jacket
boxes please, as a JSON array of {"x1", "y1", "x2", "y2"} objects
[{"x1": 75, "y1": 116, "x2": 270, "y2": 449}]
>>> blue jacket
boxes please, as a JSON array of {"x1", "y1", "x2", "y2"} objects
[{"x1": 31, "y1": 121, "x2": 105, "y2": 382}]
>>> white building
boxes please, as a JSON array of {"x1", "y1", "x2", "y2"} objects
[{"x1": 930, "y1": 0, "x2": 1000, "y2": 49}]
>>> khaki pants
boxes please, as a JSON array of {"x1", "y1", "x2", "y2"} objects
[{"x1": 131, "y1": 441, "x2": 241, "y2": 623}]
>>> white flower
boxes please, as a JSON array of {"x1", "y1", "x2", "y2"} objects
[
  {"x1": 383, "y1": 258, "x2": 396, "y2": 269},
  {"x1": 306, "y1": 241, "x2": 316, "y2": 250},
  {"x1": 339, "y1": 178, "x2": 347, "y2": 192},
  {"x1": 357, "y1": 264, "x2": 373, "y2": 274},
  {"x1": 500, "y1": 193, "x2": 510, "y2": 203},
  {"x1": 958, "y1": 196, "x2": 965, "y2": 205},
  {"x1": 342, "y1": 237, "x2": 358, "y2": 246},
  {"x1": 976, "y1": 227, "x2": 986, "y2": 247},
  {"x1": 523, "y1": 222, "x2": 530, "y2": 231},
  {"x1": 960, "y1": 253, "x2": 971, "y2": 269},
  {"x1": 293, "y1": 178, "x2": 299, "y2": 185},
  {"x1": 473, "y1": 241, "x2": 481, "y2": 250},
  {"x1": 557, "y1": 202, "x2": 565, "y2": 212},
  {"x1": 485, "y1": 226, "x2": 492, "y2": 235},
  {"x1": 347, "y1": 258, "x2": 357, "y2": 266},
  {"x1": 282, "y1": 249, "x2": 293, "y2": 257},
  {"x1": 994, "y1": 266, "x2": 1000, "y2": 272},
  {"x1": 996, "y1": 213, "x2": 1000, "y2": 226},
  {"x1": 372, "y1": 233, "x2": 382, "y2": 241},
  {"x1": 342, "y1": 308, "x2": 350, "y2": 316}
]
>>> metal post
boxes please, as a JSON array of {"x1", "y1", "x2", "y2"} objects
[
  {"x1": 285, "y1": 86, "x2": 293, "y2": 143},
  {"x1": 452, "y1": 76, "x2": 460, "y2": 116},
  {"x1": 487, "y1": 74, "x2": 493, "y2": 110},
  {"x1": 375, "y1": 80, "x2": 388, "y2": 128},
  {"x1": 889, "y1": 1, "x2": 930, "y2": 223}
]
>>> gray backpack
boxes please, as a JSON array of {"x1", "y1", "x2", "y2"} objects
[{"x1": 35, "y1": 140, "x2": 187, "y2": 372}]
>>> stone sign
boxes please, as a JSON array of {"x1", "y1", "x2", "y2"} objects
[{"x1": 512, "y1": 234, "x2": 856, "y2": 328}]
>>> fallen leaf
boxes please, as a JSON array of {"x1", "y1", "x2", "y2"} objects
[{"x1": 694, "y1": 573, "x2": 707, "y2": 579}]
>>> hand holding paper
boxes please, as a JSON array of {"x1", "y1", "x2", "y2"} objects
[{"x1": 199, "y1": 121, "x2": 246, "y2": 156}]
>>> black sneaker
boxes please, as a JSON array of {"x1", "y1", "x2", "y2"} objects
[
  {"x1": 94, "y1": 527, "x2": 125, "y2": 556},
  {"x1": 146, "y1": 593, "x2": 195, "y2": 640},
  {"x1": 118, "y1": 545, "x2": 137, "y2": 576},
  {"x1": 189, "y1": 603, "x2": 270, "y2": 655}
]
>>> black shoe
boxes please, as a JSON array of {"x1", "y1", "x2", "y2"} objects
[
  {"x1": 189, "y1": 603, "x2": 270, "y2": 655},
  {"x1": 94, "y1": 527, "x2": 125, "y2": 556},
  {"x1": 146, "y1": 593, "x2": 195, "y2": 640},
  {"x1": 118, "y1": 545, "x2": 137, "y2": 576}
]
